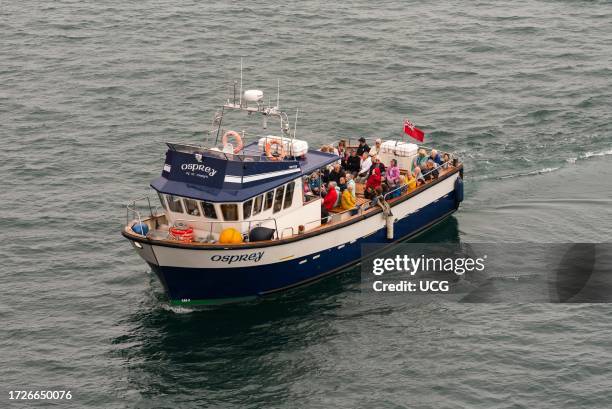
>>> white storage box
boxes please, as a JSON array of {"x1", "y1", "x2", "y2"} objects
[
  {"x1": 380, "y1": 140, "x2": 418, "y2": 157},
  {"x1": 379, "y1": 140, "x2": 419, "y2": 171},
  {"x1": 258, "y1": 136, "x2": 309, "y2": 157}
]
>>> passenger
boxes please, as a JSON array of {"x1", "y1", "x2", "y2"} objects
[
  {"x1": 429, "y1": 149, "x2": 443, "y2": 166},
  {"x1": 356, "y1": 137, "x2": 370, "y2": 156},
  {"x1": 303, "y1": 176, "x2": 311, "y2": 194},
  {"x1": 320, "y1": 166, "x2": 331, "y2": 184},
  {"x1": 346, "y1": 149, "x2": 361, "y2": 175},
  {"x1": 341, "y1": 186, "x2": 356, "y2": 210},
  {"x1": 309, "y1": 172, "x2": 321, "y2": 195},
  {"x1": 356, "y1": 152, "x2": 372, "y2": 182},
  {"x1": 346, "y1": 173, "x2": 356, "y2": 200},
  {"x1": 413, "y1": 166, "x2": 425, "y2": 186},
  {"x1": 369, "y1": 138, "x2": 382, "y2": 157},
  {"x1": 334, "y1": 182, "x2": 342, "y2": 207},
  {"x1": 403, "y1": 171, "x2": 417, "y2": 190},
  {"x1": 442, "y1": 153, "x2": 451, "y2": 169},
  {"x1": 323, "y1": 182, "x2": 338, "y2": 211},
  {"x1": 328, "y1": 163, "x2": 345, "y2": 184},
  {"x1": 337, "y1": 139, "x2": 347, "y2": 158},
  {"x1": 386, "y1": 159, "x2": 401, "y2": 187},
  {"x1": 412, "y1": 148, "x2": 429, "y2": 170},
  {"x1": 423, "y1": 160, "x2": 439, "y2": 181},
  {"x1": 338, "y1": 176, "x2": 347, "y2": 191},
  {"x1": 370, "y1": 156, "x2": 386, "y2": 177},
  {"x1": 366, "y1": 167, "x2": 382, "y2": 192}
]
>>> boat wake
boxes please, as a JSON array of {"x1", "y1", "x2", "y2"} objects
[
  {"x1": 470, "y1": 147, "x2": 612, "y2": 182},
  {"x1": 566, "y1": 148, "x2": 612, "y2": 164},
  {"x1": 498, "y1": 166, "x2": 560, "y2": 180}
]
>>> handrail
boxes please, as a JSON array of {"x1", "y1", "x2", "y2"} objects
[
  {"x1": 174, "y1": 217, "x2": 280, "y2": 241},
  {"x1": 321, "y1": 137, "x2": 459, "y2": 162},
  {"x1": 383, "y1": 162, "x2": 456, "y2": 201},
  {"x1": 126, "y1": 195, "x2": 156, "y2": 228}
]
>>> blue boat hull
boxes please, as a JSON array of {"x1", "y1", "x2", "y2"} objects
[{"x1": 149, "y1": 189, "x2": 460, "y2": 305}]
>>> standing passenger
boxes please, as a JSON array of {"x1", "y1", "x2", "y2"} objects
[{"x1": 356, "y1": 137, "x2": 370, "y2": 156}]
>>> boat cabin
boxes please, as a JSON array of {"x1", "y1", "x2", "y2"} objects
[{"x1": 149, "y1": 141, "x2": 339, "y2": 242}]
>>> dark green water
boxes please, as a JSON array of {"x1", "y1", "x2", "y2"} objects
[{"x1": 1, "y1": 1, "x2": 611, "y2": 407}]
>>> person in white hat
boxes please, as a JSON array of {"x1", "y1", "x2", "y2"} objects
[{"x1": 369, "y1": 138, "x2": 382, "y2": 157}]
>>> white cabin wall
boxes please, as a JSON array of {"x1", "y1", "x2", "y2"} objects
[{"x1": 155, "y1": 176, "x2": 323, "y2": 241}]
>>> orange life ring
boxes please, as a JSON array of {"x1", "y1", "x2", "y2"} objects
[
  {"x1": 170, "y1": 226, "x2": 194, "y2": 243},
  {"x1": 265, "y1": 139, "x2": 286, "y2": 161},
  {"x1": 222, "y1": 130, "x2": 243, "y2": 154}
]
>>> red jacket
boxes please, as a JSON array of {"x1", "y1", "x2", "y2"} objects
[
  {"x1": 366, "y1": 167, "x2": 382, "y2": 191},
  {"x1": 323, "y1": 188, "x2": 338, "y2": 210}
]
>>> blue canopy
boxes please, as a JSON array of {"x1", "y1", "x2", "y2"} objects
[{"x1": 150, "y1": 142, "x2": 338, "y2": 203}]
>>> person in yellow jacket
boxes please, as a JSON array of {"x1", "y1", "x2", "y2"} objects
[
  {"x1": 341, "y1": 188, "x2": 356, "y2": 210},
  {"x1": 402, "y1": 171, "x2": 417, "y2": 191}
]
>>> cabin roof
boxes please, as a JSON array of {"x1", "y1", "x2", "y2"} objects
[{"x1": 150, "y1": 142, "x2": 338, "y2": 202}]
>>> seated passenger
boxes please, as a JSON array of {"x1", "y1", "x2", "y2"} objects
[
  {"x1": 338, "y1": 176, "x2": 347, "y2": 191},
  {"x1": 365, "y1": 167, "x2": 382, "y2": 192},
  {"x1": 309, "y1": 173, "x2": 321, "y2": 195},
  {"x1": 346, "y1": 149, "x2": 361, "y2": 175},
  {"x1": 341, "y1": 187, "x2": 356, "y2": 210},
  {"x1": 328, "y1": 163, "x2": 345, "y2": 184},
  {"x1": 429, "y1": 149, "x2": 443, "y2": 166},
  {"x1": 370, "y1": 156, "x2": 386, "y2": 177},
  {"x1": 320, "y1": 166, "x2": 331, "y2": 184},
  {"x1": 356, "y1": 152, "x2": 372, "y2": 183},
  {"x1": 402, "y1": 171, "x2": 417, "y2": 190},
  {"x1": 332, "y1": 182, "x2": 342, "y2": 208},
  {"x1": 412, "y1": 148, "x2": 429, "y2": 170},
  {"x1": 413, "y1": 166, "x2": 425, "y2": 186},
  {"x1": 442, "y1": 153, "x2": 451, "y2": 168},
  {"x1": 337, "y1": 139, "x2": 347, "y2": 158},
  {"x1": 303, "y1": 177, "x2": 311, "y2": 194},
  {"x1": 369, "y1": 138, "x2": 382, "y2": 157},
  {"x1": 423, "y1": 160, "x2": 439, "y2": 181},
  {"x1": 346, "y1": 174, "x2": 356, "y2": 200},
  {"x1": 386, "y1": 159, "x2": 401, "y2": 187},
  {"x1": 322, "y1": 182, "x2": 338, "y2": 211}
]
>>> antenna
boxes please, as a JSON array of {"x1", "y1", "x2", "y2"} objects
[
  {"x1": 293, "y1": 108, "x2": 299, "y2": 143},
  {"x1": 276, "y1": 79, "x2": 280, "y2": 109},
  {"x1": 239, "y1": 58, "x2": 243, "y2": 107}
]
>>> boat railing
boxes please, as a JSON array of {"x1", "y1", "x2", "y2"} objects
[
  {"x1": 320, "y1": 137, "x2": 459, "y2": 163},
  {"x1": 126, "y1": 195, "x2": 156, "y2": 227},
  {"x1": 166, "y1": 141, "x2": 300, "y2": 163},
  {"x1": 171, "y1": 217, "x2": 281, "y2": 242},
  {"x1": 382, "y1": 161, "x2": 456, "y2": 202}
]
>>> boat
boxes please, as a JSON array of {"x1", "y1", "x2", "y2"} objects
[{"x1": 122, "y1": 81, "x2": 464, "y2": 305}]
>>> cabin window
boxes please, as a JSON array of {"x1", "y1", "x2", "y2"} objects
[
  {"x1": 243, "y1": 199, "x2": 253, "y2": 219},
  {"x1": 167, "y1": 194, "x2": 185, "y2": 213},
  {"x1": 264, "y1": 190, "x2": 274, "y2": 211},
  {"x1": 221, "y1": 204, "x2": 238, "y2": 221},
  {"x1": 253, "y1": 195, "x2": 263, "y2": 216},
  {"x1": 183, "y1": 198, "x2": 201, "y2": 217},
  {"x1": 200, "y1": 201, "x2": 218, "y2": 219},
  {"x1": 157, "y1": 192, "x2": 168, "y2": 211},
  {"x1": 273, "y1": 186, "x2": 285, "y2": 213},
  {"x1": 283, "y1": 182, "x2": 295, "y2": 209}
]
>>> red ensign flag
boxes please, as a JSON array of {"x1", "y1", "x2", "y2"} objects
[{"x1": 403, "y1": 119, "x2": 425, "y2": 142}]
